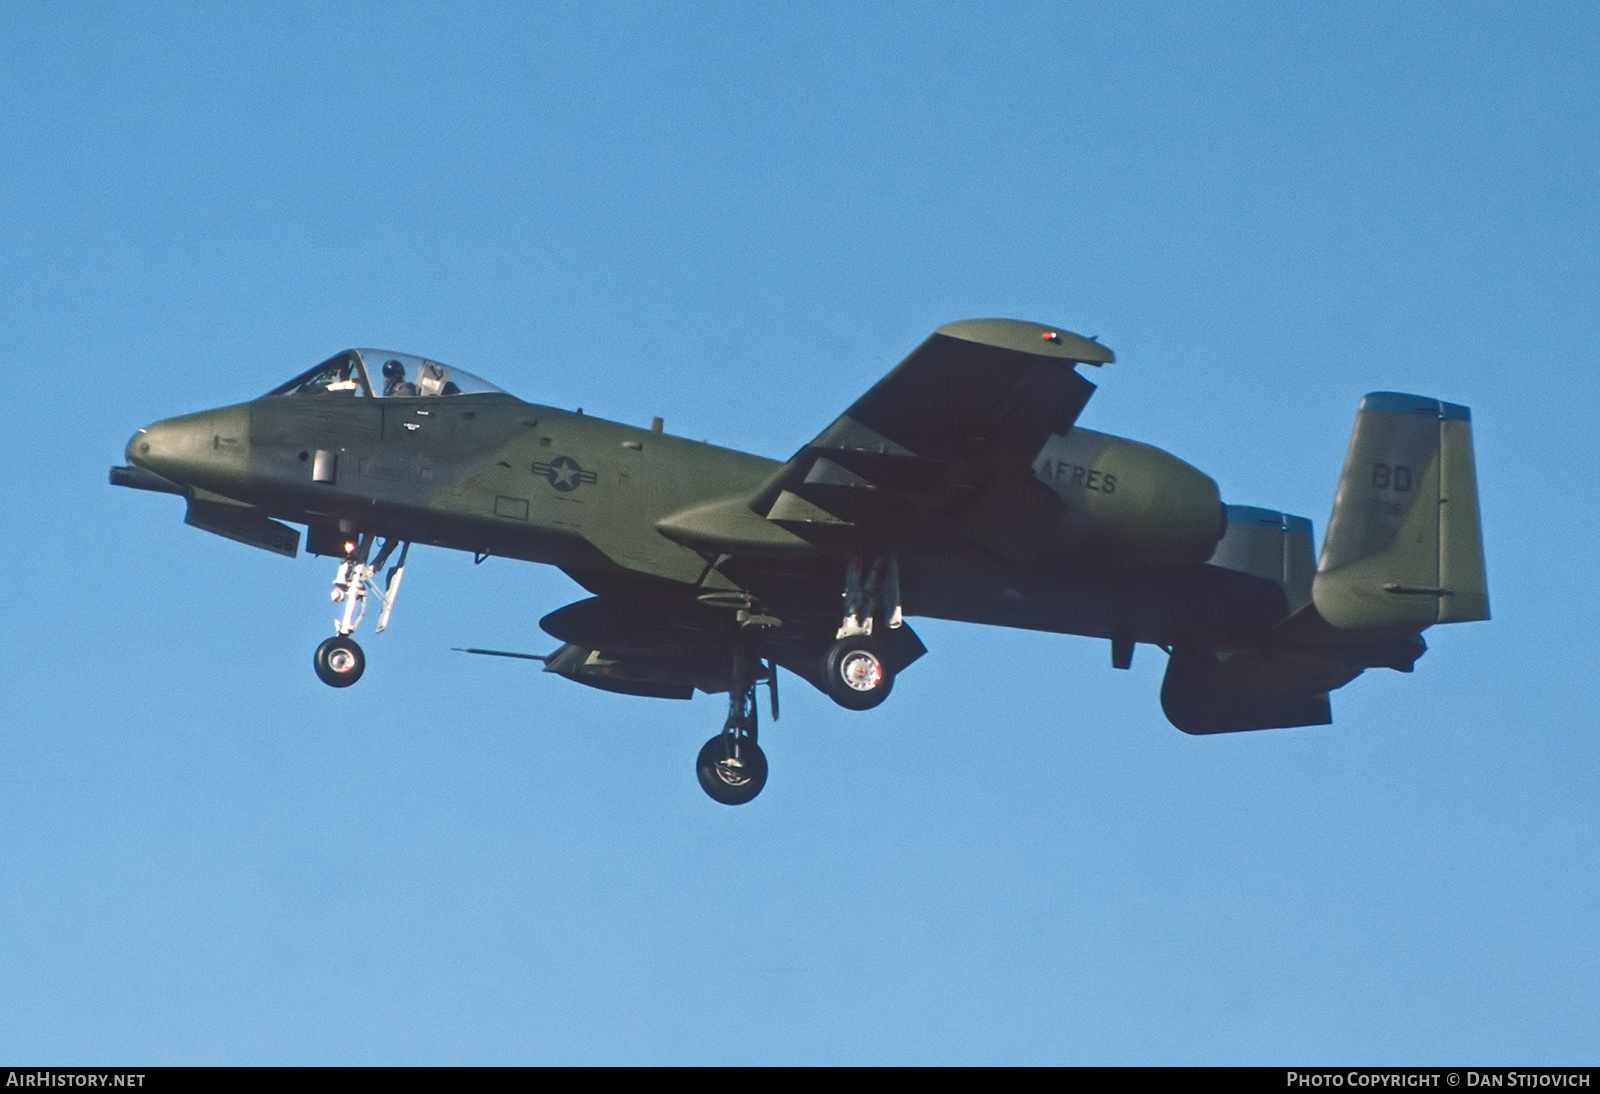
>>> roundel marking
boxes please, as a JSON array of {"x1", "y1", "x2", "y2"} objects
[{"x1": 533, "y1": 455, "x2": 597, "y2": 492}]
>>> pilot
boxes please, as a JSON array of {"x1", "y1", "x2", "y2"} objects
[{"x1": 382, "y1": 359, "x2": 416, "y2": 397}]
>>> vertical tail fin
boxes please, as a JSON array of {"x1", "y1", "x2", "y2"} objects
[{"x1": 1312, "y1": 393, "x2": 1488, "y2": 630}]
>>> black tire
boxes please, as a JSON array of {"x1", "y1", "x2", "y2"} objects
[
  {"x1": 314, "y1": 635, "x2": 365, "y2": 688},
  {"x1": 696, "y1": 735, "x2": 768, "y2": 805},
  {"x1": 822, "y1": 638, "x2": 894, "y2": 710}
]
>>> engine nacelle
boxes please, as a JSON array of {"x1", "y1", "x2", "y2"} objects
[{"x1": 1033, "y1": 428, "x2": 1224, "y2": 567}]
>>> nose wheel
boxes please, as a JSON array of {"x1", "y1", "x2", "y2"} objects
[{"x1": 314, "y1": 635, "x2": 366, "y2": 687}]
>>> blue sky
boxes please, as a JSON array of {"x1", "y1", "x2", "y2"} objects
[{"x1": 1, "y1": 1, "x2": 1596, "y2": 1063}]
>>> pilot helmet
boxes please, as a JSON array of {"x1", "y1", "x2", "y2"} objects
[{"x1": 382, "y1": 359, "x2": 406, "y2": 380}]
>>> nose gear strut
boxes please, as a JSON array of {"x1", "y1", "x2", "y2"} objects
[{"x1": 313, "y1": 533, "x2": 410, "y2": 687}]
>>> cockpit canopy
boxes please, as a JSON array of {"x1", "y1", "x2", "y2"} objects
[{"x1": 264, "y1": 350, "x2": 509, "y2": 400}]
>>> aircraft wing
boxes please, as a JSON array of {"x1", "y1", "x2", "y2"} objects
[
  {"x1": 765, "y1": 319, "x2": 1112, "y2": 553},
  {"x1": 661, "y1": 319, "x2": 1112, "y2": 562}
]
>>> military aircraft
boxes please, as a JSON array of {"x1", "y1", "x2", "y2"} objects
[{"x1": 111, "y1": 319, "x2": 1488, "y2": 804}]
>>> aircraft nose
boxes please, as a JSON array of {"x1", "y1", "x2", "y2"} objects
[
  {"x1": 126, "y1": 405, "x2": 250, "y2": 490},
  {"x1": 127, "y1": 416, "x2": 202, "y2": 475},
  {"x1": 125, "y1": 428, "x2": 153, "y2": 466}
]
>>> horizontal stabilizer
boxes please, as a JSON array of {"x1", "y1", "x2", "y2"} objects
[{"x1": 1313, "y1": 393, "x2": 1488, "y2": 630}]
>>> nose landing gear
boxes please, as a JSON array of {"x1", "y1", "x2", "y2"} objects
[{"x1": 314, "y1": 533, "x2": 409, "y2": 688}]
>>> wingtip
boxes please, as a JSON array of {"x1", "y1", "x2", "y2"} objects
[{"x1": 934, "y1": 318, "x2": 1114, "y2": 365}]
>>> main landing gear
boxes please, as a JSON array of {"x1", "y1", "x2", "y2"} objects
[
  {"x1": 822, "y1": 553, "x2": 901, "y2": 710},
  {"x1": 821, "y1": 635, "x2": 893, "y2": 710},
  {"x1": 693, "y1": 555, "x2": 909, "y2": 803},
  {"x1": 313, "y1": 533, "x2": 410, "y2": 688},
  {"x1": 696, "y1": 636, "x2": 779, "y2": 806}
]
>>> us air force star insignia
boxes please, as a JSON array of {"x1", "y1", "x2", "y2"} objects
[{"x1": 533, "y1": 456, "x2": 597, "y2": 493}]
